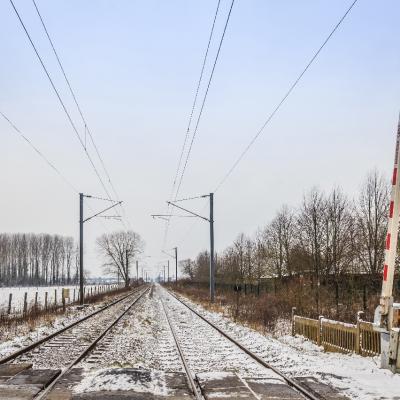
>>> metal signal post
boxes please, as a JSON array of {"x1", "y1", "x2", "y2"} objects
[
  {"x1": 166, "y1": 193, "x2": 215, "y2": 302},
  {"x1": 79, "y1": 193, "x2": 122, "y2": 305},
  {"x1": 209, "y1": 193, "x2": 215, "y2": 302},
  {"x1": 174, "y1": 247, "x2": 178, "y2": 284},
  {"x1": 79, "y1": 193, "x2": 84, "y2": 306}
]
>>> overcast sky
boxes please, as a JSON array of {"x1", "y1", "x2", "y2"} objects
[{"x1": 1, "y1": 0, "x2": 399, "y2": 280}]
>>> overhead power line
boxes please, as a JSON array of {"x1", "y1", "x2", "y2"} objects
[
  {"x1": 163, "y1": 0, "x2": 222, "y2": 250},
  {"x1": 1, "y1": 110, "x2": 79, "y2": 193},
  {"x1": 31, "y1": 0, "x2": 130, "y2": 229},
  {"x1": 162, "y1": 0, "x2": 235, "y2": 250},
  {"x1": 213, "y1": 0, "x2": 359, "y2": 193},
  {"x1": 168, "y1": 0, "x2": 359, "y2": 252},
  {"x1": 1, "y1": 111, "x2": 117, "y2": 231},
  {"x1": 9, "y1": 0, "x2": 113, "y2": 202},
  {"x1": 169, "y1": 0, "x2": 221, "y2": 202},
  {"x1": 174, "y1": 0, "x2": 235, "y2": 200}
]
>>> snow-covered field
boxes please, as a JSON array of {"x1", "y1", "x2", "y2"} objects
[{"x1": 0, "y1": 284, "x2": 122, "y2": 314}]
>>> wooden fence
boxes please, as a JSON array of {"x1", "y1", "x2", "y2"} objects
[
  {"x1": 0, "y1": 284, "x2": 124, "y2": 318},
  {"x1": 292, "y1": 310, "x2": 380, "y2": 357}
]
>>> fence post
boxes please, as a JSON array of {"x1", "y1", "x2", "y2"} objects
[
  {"x1": 291, "y1": 307, "x2": 297, "y2": 336},
  {"x1": 45, "y1": 292, "x2": 48, "y2": 310},
  {"x1": 356, "y1": 311, "x2": 364, "y2": 355},
  {"x1": 62, "y1": 290, "x2": 66, "y2": 312},
  {"x1": 7, "y1": 293, "x2": 12, "y2": 315},
  {"x1": 23, "y1": 292, "x2": 28, "y2": 316},
  {"x1": 34, "y1": 292, "x2": 38, "y2": 313},
  {"x1": 318, "y1": 315, "x2": 324, "y2": 346}
]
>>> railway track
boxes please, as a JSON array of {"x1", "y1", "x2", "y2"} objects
[
  {"x1": 0, "y1": 285, "x2": 149, "y2": 399},
  {"x1": 161, "y1": 288, "x2": 343, "y2": 400},
  {"x1": 0, "y1": 285, "x2": 145, "y2": 366},
  {"x1": 161, "y1": 297, "x2": 203, "y2": 400}
]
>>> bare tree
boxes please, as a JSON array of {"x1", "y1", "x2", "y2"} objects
[
  {"x1": 297, "y1": 188, "x2": 326, "y2": 313},
  {"x1": 356, "y1": 170, "x2": 388, "y2": 275},
  {"x1": 264, "y1": 205, "x2": 295, "y2": 278},
  {"x1": 96, "y1": 230, "x2": 144, "y2": 287},
  {"x1": 324, "y1": 187, "x2": 353, "y2": 315},
  {"x1": 180, "y1": 259, "x2": 195, "y2": 279}
]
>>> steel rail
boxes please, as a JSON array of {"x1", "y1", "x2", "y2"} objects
[
  {"x1": 0, "y1": 285, "x2": 145, "y2": 365},
  {"x1": 166, "y1": 289, "x2": 321, "y2": 400},
  {"x1": 160, "y1": 297, "x2": 203, "y2": 400},
  {"x1": 35, "y1": 286, "x2": 150, "y2": 399}
]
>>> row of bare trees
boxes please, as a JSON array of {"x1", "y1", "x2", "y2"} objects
[
  {"x1": 0, "y1": 233, "x2": 77, "y2": 286},
  {"x1": 181, "y1": 171, "x2": 394, "y2": 311}
]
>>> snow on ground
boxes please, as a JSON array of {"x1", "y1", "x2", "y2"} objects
[
  {"x1": 0, "y1": 284, "x2": 121, "y2": 314},
  {"x1": 80, "y1": 288, "x2": 183, "y2": 372},
  {"x1": 74, "y1": 368, "x2": 172, "y2": 396},
  {"x1": 1, "y1": 284, "x2": 399, "y2": 399},
  {"x1": 171, "y1": 289, "x2": 400, "y2": 400},
  {"x1": 162, "y1": 289, "x2": 279, "y2": 380},
  {"x1": 0, "y1": 290, "x2": 129, "y2": 360},
  {"x1": 0, "y1": 304, "x2": 97, "y2": 358}
]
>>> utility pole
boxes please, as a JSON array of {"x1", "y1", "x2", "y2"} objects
[
  {"x1": 79, "y1": 193, "x2": 84, "y2": 305},
  {"x1": 125, "y1": 250, "x2": 129, "y2": 287},
  {"x1": 78, "y1": 193, "x2": 122, "y2": 306},
  {"x1": 163, "y1": 266, "x2": 166, "y2": 283},
  {"x1": 136, "y1": 260, "x2": 139, "y2": 283},
  {"x1": 174, "y1": 247, "x2": 178, "y2": 284},
  {"x1": 209, "y1": 193, "x2": 215, "y2": 303},
  {"x1": 167, "y1": 260, "x2": 170, "y2": 283},
  {"x1": 162, "y1": 193, "x2": 216, "y2": 302}
]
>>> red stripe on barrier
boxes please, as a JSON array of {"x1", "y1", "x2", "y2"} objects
[
  {"x1": 386, "y1": 233, "x2": 391, "y2": 250},
  {"x1": 383, "y1": 264, "x2": 388, "y2": 281},
  {"x1": 389, "y1": 201, "x2": 394, "y2": 218},
  {"x1": 393, "y1": 168, "x2": 398, "y2": 185}
]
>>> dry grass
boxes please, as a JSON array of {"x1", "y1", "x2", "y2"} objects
[
  {"x1": 167, "y1": 279, "x2": 378, "y2": 336},
  {"x1": 167, "y1": 282, "x2": 290, "y2": 336}
]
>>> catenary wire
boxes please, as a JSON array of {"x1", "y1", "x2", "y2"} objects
[
  {"x1": 0, "y1": 111, "x2": 114, "y2": 231},
  {"x1": 173, "y1": 195, "x2": 209, "y2": 202},
  {"x1": 162, "y1": 0, "x2": 234, "y2": 250},
  {"x1": 174, "y1": 0, "x2": 235, "y2": 200},
  {"x1": 171, "y1": 0, "x2": 359, "y2": 252},
  {"x1": 31, "y1": 0, "x2": 129, "y2": 229},
  {"x1": 168, "y1": 0, "x2": 221, "y2": 203},
  {"x1": 9, "y1": 0, "x2": 113, "y2": 203},
  {"x1": 1, "y1": 110, "x2": 79, "y2": 193},
  {"x1": 213, "y1": 0, "x2": 358, "y2": 193},
  {"x1": 162, "y1": 0, "x2": 222, "y2": 250}
]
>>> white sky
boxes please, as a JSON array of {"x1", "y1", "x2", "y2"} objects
[{"x1": 1, "y1": 0, "x2": 399, "y2": 280}]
